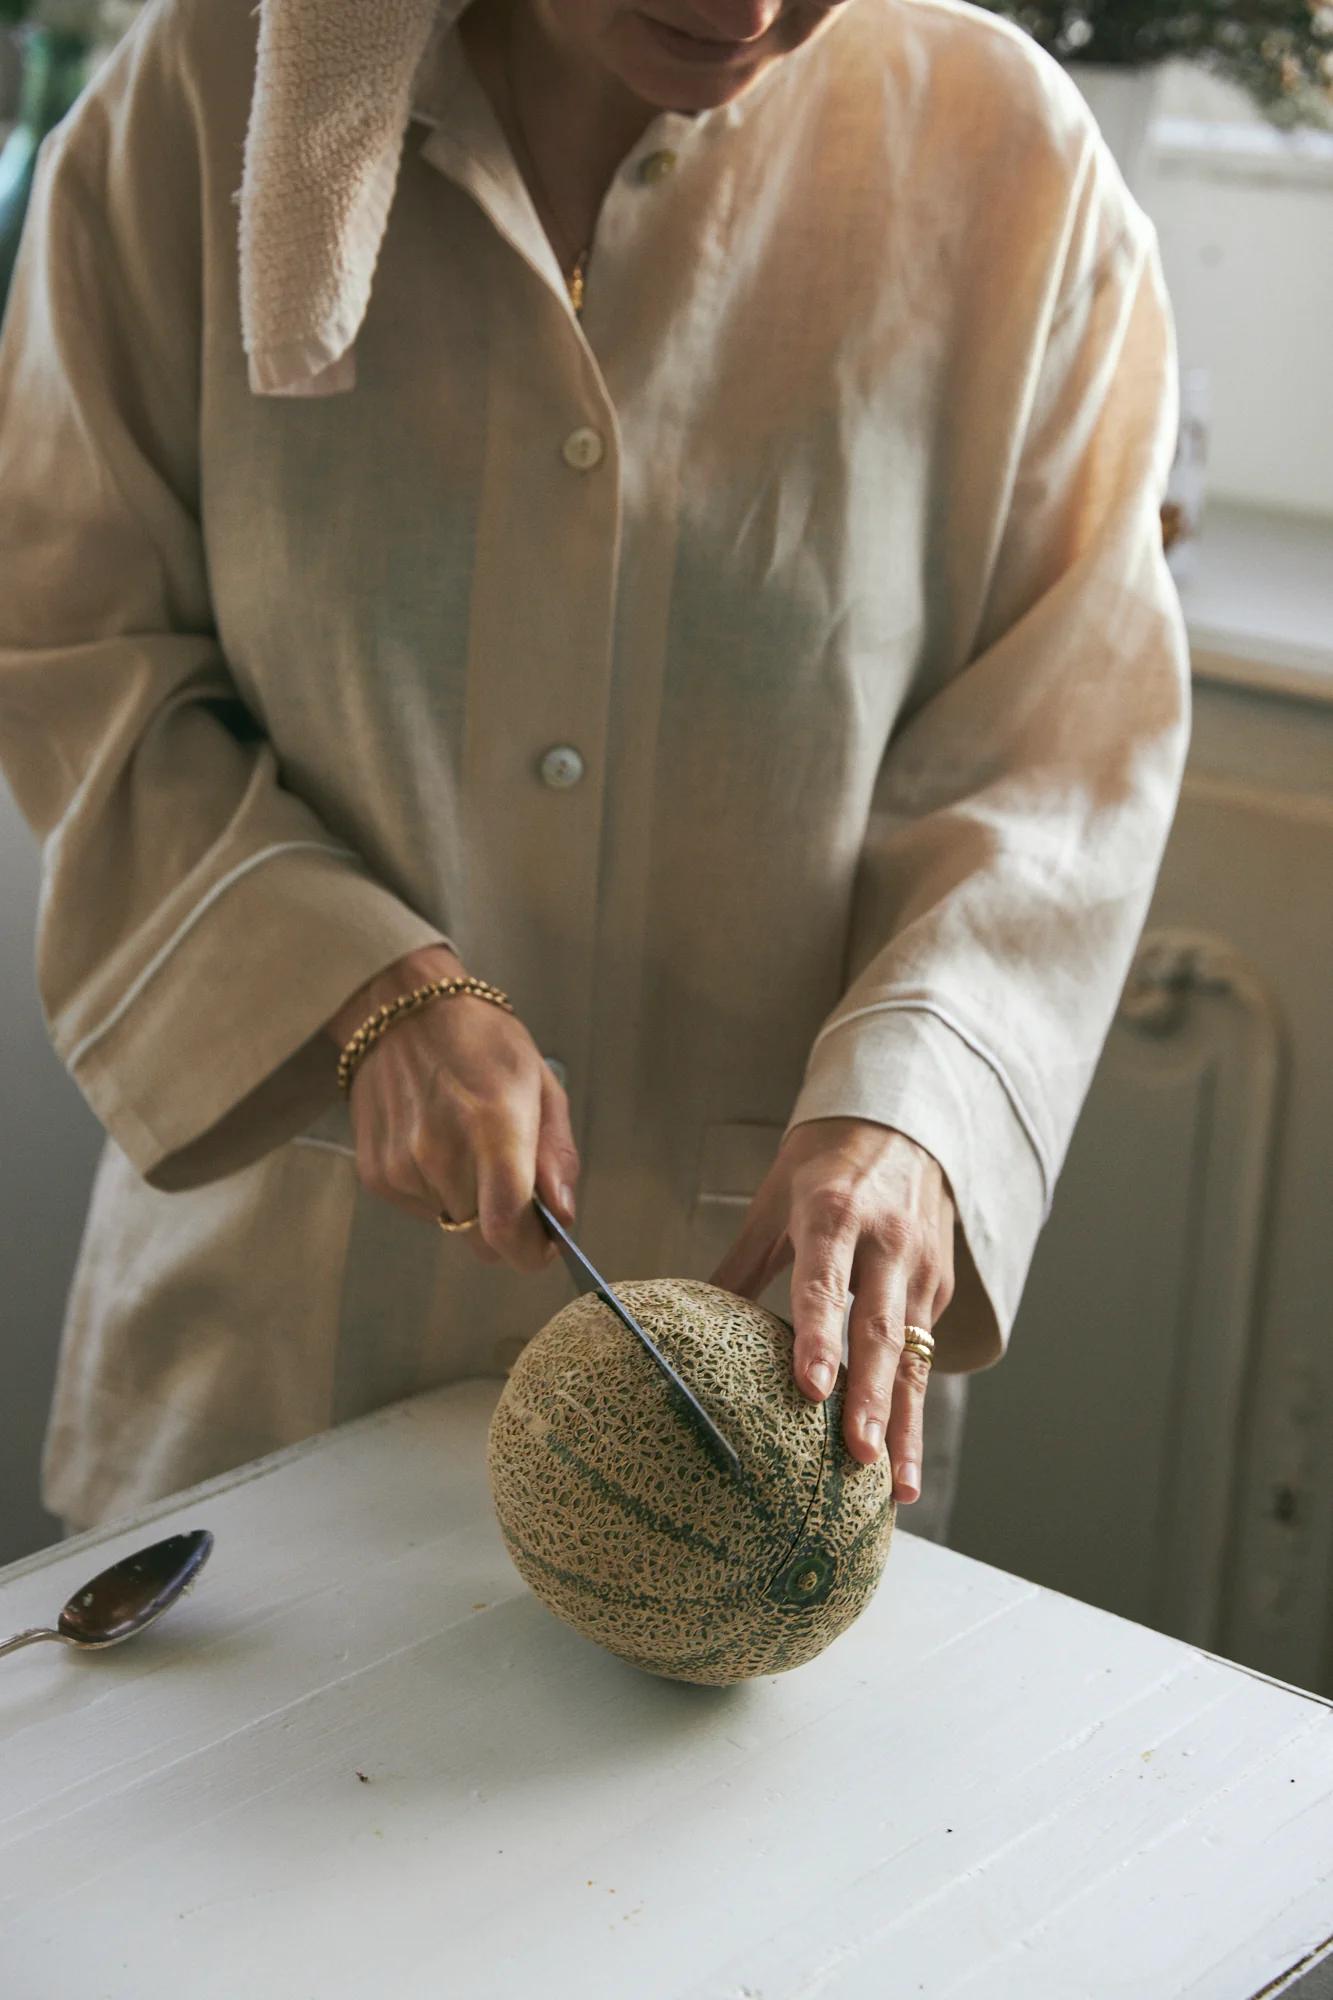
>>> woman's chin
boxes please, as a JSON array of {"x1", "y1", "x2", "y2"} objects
[
  {"x1": 621, "y1": 52, "x2": 765, "y2": 112},
  {"x1": 619, "y1": 12, "x2": 769, "y2": 104}
]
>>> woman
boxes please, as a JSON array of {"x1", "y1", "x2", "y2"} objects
[{"x1": 0, "y1": 0, "x2": 1189, "y2": 1541}]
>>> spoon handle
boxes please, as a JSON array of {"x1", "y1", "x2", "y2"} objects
[{"x1": 0, "y1": 1628, "x2": 63, "y2": 1658}]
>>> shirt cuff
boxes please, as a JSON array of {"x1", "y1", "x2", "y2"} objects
[
  {"x1": 60, "y1": 842, "x2": 460, "y2": 1189},
  {"x1": 782, "y1": 1004, "x2": 1047, "y2": 1374}
]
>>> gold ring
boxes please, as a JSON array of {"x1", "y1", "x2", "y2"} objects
[
  {"x1": 902, "y1": 1323, "x2": 935, "y2": 1365},
  {"x1": 437, "y1": 1211, "x2": 480, "y2": 1233}
]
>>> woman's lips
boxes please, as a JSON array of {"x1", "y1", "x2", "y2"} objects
[{"x1": 639, "y1": 12, "x2": 759, "y2": 61}]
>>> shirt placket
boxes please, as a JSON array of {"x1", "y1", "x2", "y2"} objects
[
  {"x1": 463, "y1": 334, "x2": 622, "y2": 1167},
  {"x1": 412, "y1": 85, "x2": 698, "y2": 1188}
]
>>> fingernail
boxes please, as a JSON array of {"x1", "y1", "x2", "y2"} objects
[
  {"x1": 863, "y1": 1421, "x2": 884, "y2": 1454},
  {"x1": 558, "y1": 1182, "x2": 575, "y2": 1214},
  {"x1": 897, "y1": 1460, "x2": 919, "y2": 1496},
  {"x1": 808, "y1": 1361, "x2": 834, "y2": 1396}
]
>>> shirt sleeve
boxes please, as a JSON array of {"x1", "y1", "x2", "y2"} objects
[
  {"x1": 0, "y1": 13, "x2": 458, "y2": 1193},
  {"x1": 783, "y1": 209, "x2": 1192, "y2": 1376}
]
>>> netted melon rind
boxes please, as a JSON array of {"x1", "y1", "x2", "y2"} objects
[{"x1": 486, "y1": 1278, "x2": 896, "y2": 1685}]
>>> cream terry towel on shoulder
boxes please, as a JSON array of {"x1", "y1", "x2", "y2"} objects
[{"x1": 237, "y1": 0, "x2": 453, "y2": 397}]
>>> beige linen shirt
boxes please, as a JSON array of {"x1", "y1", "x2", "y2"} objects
[{"x1": 0, "y1": 0, "x2": 1190, "y2": 1533}]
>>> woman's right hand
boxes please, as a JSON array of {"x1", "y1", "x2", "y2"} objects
[{"x1": 324, "y1": 944, "x2": 580, "y2": 1272}]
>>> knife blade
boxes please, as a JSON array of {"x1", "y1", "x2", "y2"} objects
[{"x1": 531, "y1": 1193, "x2": 742, "y2": 1480}]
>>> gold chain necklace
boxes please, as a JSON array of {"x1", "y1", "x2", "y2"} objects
[{"x1": 501, "y1": 4, "x2": 590, "y2": 317}]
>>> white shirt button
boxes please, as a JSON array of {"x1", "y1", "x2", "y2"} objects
[
  {"x1": 639, "y1": 149, "x2": 678, "y2": 184},
  {"x1": 538, "y1": 743, "x2": 585, "y2": 788},
  {"x1": 561, "y1": 427, "x2": 605, "y2": 471},
  {"x1": 545, "y1": 1056, "x2": 569, "y2": 1088}
]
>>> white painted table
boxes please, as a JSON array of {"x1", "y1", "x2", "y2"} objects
[{"x1": 3, "y1": 1383, "x2": 1332, "y2": 2000}]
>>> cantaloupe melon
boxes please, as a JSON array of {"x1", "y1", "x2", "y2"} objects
[{"x1": 485, "y1": 1278, "x2": 897, "y2": 1685}]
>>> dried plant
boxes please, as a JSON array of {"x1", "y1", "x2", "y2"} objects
[{"x1": 978, "y1": 1, "x2": 1333, "y2": 128}]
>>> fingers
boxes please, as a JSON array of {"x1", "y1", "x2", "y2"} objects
[
  {"x1": 472, "y1": 1091, "x2": 556, "y2": 1271},
  {"x1": 467, "y1": 1061, "x2": 581, "y2": 1268},
  {"x1": 534, "y1": 1061, "x2": 581, "y2": 1229},
  {"x1": 791, "y1": 1177, "x2": 956, "y2": 1501},
  {"x1": 787, "y1": 1182, "x2": 859, "y2": 1411},
  {"x1": 881, "y1": 1256, "x2": 932, "y2": 1503},
  {"x1": 849, "y1": 1222, "x2": 954, "y2": 1497},
  {"x1": 351, "y1": 1077, "x2": 473, "y2": 1228},
  {"x1": 842, "y1": 1238, "x2": 912, "y2": 1472},
  {"x1": 883, "y1": 1238, "x2": 957, "y2": 1494},
  {"x1": 346, "y1": 1002, "x2": 580, "y2": 1274}
]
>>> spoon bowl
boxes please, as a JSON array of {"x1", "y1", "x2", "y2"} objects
[{"x1": 0, "y1": 1530, "x2": 214, "y2": 1658}]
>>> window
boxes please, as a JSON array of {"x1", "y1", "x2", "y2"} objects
[{"x1": 1139, "y1": 61, "x2": 1333, "y2": 518}]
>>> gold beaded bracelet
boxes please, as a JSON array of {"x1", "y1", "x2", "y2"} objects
[{"x1": 336, "y1": 976, "x2": 515, "y2": 1096}]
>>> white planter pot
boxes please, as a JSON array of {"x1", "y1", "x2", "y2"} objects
[{"x1": 1062, "y1": 60, "x2": 1163, "y2": 200}]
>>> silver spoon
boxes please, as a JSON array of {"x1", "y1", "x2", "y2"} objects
[{"x1": 0, "y1": 1529, "x2": 214, "y2": 1658}]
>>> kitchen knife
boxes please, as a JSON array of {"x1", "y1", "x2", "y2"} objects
[{"x1": 531, "y1": 1193, "x2": 742, "y2": 1481}]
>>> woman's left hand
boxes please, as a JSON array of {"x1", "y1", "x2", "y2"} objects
[{"x1": 707, "y1": 1116, "x2": 956, "y2": 1503}]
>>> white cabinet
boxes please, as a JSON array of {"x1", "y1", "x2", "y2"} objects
[{"x1": 950, "y1": 500, "x2": 1333, "y2": 1700}]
